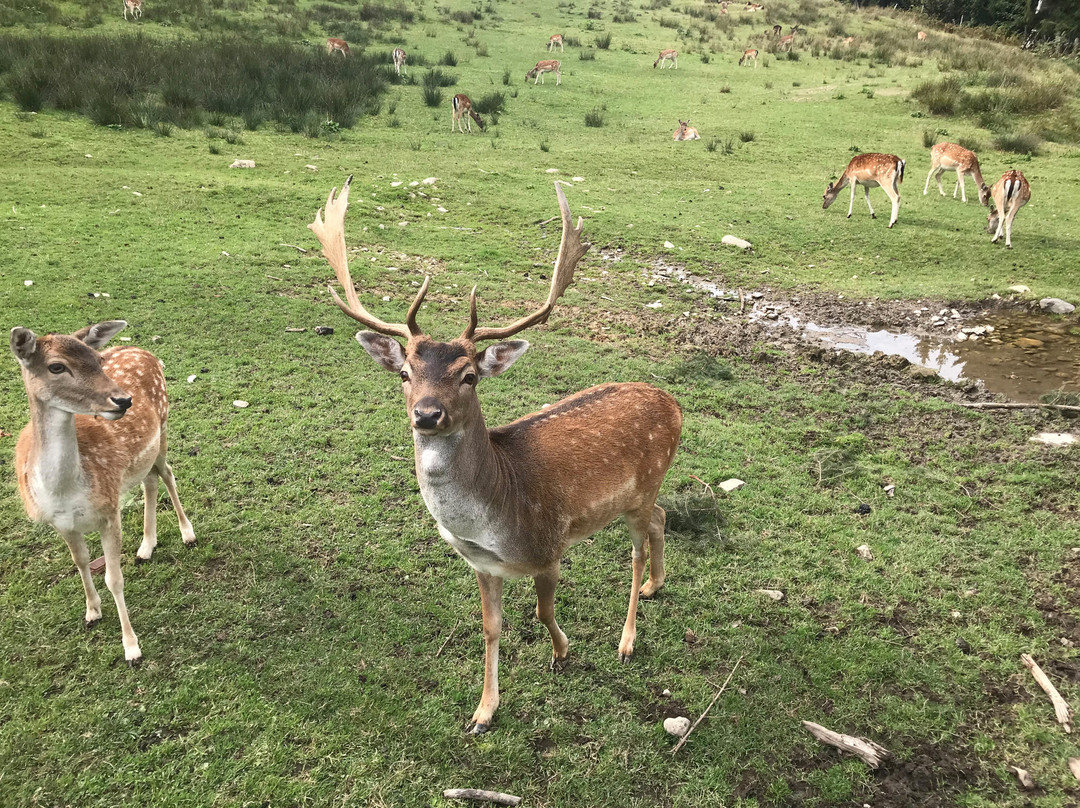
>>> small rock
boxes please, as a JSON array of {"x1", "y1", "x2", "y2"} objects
[
  {"x1": 421, "y1": 177, "x2": 438, "y2": 185},
  {"x1": 151, "y1": 335, "x2": 163, "y2": 343},
  {"x1": 956, "y1": 638, "x2": 972, "y2": 653},
  {"x1": 907, "y1": 366, "x2": 937, "y2": 379},
  {"x1": 755, "y1": 589, "x2": 784, "y2": 601},
  {"x1": 285, "y1": 327, "x2": 306, "y2": 333},
  {"x1": 314, "y1": 326, "x2": 334, "y2": 336},
  {"x1": 229, "y1": 159, "x2": 256, "y2": 169},
  {"x1": 718, "y1": 478, "x2": 745, "y2": 492},
  {"x1": 662, "y1": 689, "x2": 671, "y2": 697},
  {"x1": 305, "y1": 164, "x2": 318, "y2": 171},
  {"x1": 664, "y1": 241, "x2": 675, "y2": 249},
  {"x1": 954, "y1": 332, "x2": 969, "y2": 342},
  {"x1": 856, "y1": 544, "x2": 873, "y2": 561},
  {"x1": 882, "y1": 484, "x2": 895, "y2": 497},
  {"x1": 187, "y1": 374, "x2": 197, "y2": 383},
  {"x1": 1008, "y1": 285, "x2": 1030, "y2": 294},
  {"x1": 437, "y1": 206, "x2": 448, "y2": 213},
  {"x1": 233, "y1": 400, "x2": 250, "y2": 408},
  {"x1": 721, "y1": 235, "x2": 753, "y2": 250},
  {"x1": 24, "y1": 280, "x2": 33, "y2": 286},
  {"x1": 391, "y1": 181, "x2": 402, "y2": 187},
  {"x1": 1030, "y1": 433, "x2": 1077, "y2": 447},
  {"x1": 645, "y1": 301, "x2": 663, "y2": 309},
  {"x1": 1069, "y1": 758, "x2": 1080, "y2": 782},
  {"x1": 572, "y1": 176, "x2": 585, "y2": 182},
  {"x1": 545, "y1": 168, "x2": 559, "y2": 173},
  {"x1": 1009, "y1": 766, "x2": 1035, "y2": 790},
  {"x1": 663, "y1": 716, "x2": 691, "y2": 738},
  {"x1": 1016, "y1": 337, "x2": 1044, "y2": 348},
  {"x1": 1040, "y1": 298, "x2": 1075, "y2": 315}
]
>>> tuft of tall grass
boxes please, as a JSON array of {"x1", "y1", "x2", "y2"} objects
[
  {"x1": 594, "y1": 32, "x2": 612, "y2": 49},
  {"x1": 423, "y1": 68, "x2": 457, "y2": 88},
  {"x1": 739, "y1": 131, "x2": 755, "y2": 142},
  {"x1": 584, "y1": 107, "x2": 605, "y2": 127},
  {"x1": 579, "y1": 49, "x2": 596, "y2": 61},
  {"x1": 422, "y1": 85, "x2": 442, "y2": 107},
  {"x1": 992, "y1": 131, "x2": 1041, "y2": 155}
]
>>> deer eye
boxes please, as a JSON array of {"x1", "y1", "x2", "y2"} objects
[
  {"x1": 399, "y1": 370, "x2": 410, "y2": 383},
  {"x1": 48, "y1": 363, "x2": 67, "y2": 375},
  {"x1": 462, "y1": 372, "x2": 477, "y2": 386}
]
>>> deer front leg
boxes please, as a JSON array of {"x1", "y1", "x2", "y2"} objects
[
  {"x1": 137, "y1": 471, "x2": 158, "y2": 561},
  {"x1": 846, "y1": 181, "x2": 856, "y2": 218},
  {"x1": 101, "y1": 514, "x2": 141, "y2": 663},
  {"x1": 534, "y1": 566, "x2": 569, "y2": 671},
  {"x1": 61, "y1": 530, "x2": 102, "y2": 626},
  {"x1": 469, "y1": 571, "x2": 504, "y2": 734},
  {"x1": 862, "y1": 185, "x2": 876, "y2": 219},
  {"x1": 155, "y1": 458, "x2": 196, "y2": 545},
  {"x1": 923, "y1": 166, "x2": 935, "y2": 196}
]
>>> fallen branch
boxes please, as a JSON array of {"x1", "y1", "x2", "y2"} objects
[
  {"x1": 1021, "y1": 653, "x2": 1073, "y2": 733},
  {"x1": 533, "y1": 216, "x2": 558, "y2": 227},
  {"x1": 435, "y1": 620, "x2": 460, "y2": 658},
  {"x1": 443, "y1": 788, "x2": 521, "y2": 806},
  {"x1": 802, "y1": 721, "x2": 891, "y2": 769},
  {"x1": 1009, "y1": 765, "x2": 1035, "y2": 789},
  {"x1": 956, "y1": 402, "x2": 1080, "y2": 414},
  {"x1": 671, "y1": 656, "x2": 743, "y2": 754},
  {"x1": 280, "y1": 243, "x2": 309, "y2": 253}
]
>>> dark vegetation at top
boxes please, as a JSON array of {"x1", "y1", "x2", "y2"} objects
[{"x1": 0, "y1": 35, "x2": 387, "y2": 133}]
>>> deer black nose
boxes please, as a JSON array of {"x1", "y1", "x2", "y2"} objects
[
  {"x1": 413, "y1": 402, "x2": 443, "y2": 430},
  {"x1": 111, "y1": 396, "x2": 133, "y2": 411}
]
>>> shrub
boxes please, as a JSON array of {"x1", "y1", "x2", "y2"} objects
[
  {"x1": 587, "y1": 6, "x2": 601, "y2": 18},
  {"x1": 153, "y1": 121, "x2": 174, "y2": 137},
  {"x1": 472, "y1": 91, "x2": 505, "y2": 123},
  {"x1": 612, "y1": 12, "x2": 636, "y2": 22},
  {"x1": 719, "y1": 84, "x2": 730, "y2": 93},
  {"x1": 705, "y1": 138, "x2": 718, "y2": 152},
  {"x1": 584, "y1": 107, "x2": 605, "y2": 127},
  {"x1": 539, "y1": 140, "x2": 550, "y2": 152},
  {"x1": 422, "y1": 85, "x2": 442, "y2": 107},
  {"x1": 594, "y1": 32, "x2": 612, "y2": 49},
  {"x1": 957, "y1": 136, "x2": 982, "y2": 152},
  {"x1": 440, "y1": 50, "x2": 458, "y2": 66},
  {"x1": 448, "y1": 9, "x2": 477, "y2": 24},
  {"x1": 423, "y1": 68, "x2": 457, "y2": 87},
  {"x1": 502, "y1": 67, "x2": 511, "y2": 85},
  {"x1": 579, "y1": 49, "x2": 596, "y2": 61},
  {"x1": 912, "y1": 76, "x2": 963, "y2": 115},
  {"x1": 739, "y1": 131, "x2": 755, "y2": 142},
  {"x1": 993, "y1": 131, "x2": 1041, "y2": 155}
]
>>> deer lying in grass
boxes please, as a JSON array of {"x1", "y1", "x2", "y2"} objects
[
  {"x1": 823, "y1": 153, "x2": 906, "y2": 228},
  {"x1": 673, "y1": 120, "x2": 700, "y2": 140},
  {"x1": 986, "y1": 170, "x2": 1031, "y2": 248},
  {"x1": 309, "y1": 178, "x2": 682, "y2": 734},
  {"x1": 10, "y1": 321, "x2": 195, "y2": 664}
]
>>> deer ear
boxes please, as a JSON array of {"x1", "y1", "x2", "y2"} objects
[
  {"x1": 477, "y1": 340, "x2": 529, "y2": 378},
  {"x1": 73, "y1": 320, "x2": 127, "y2": 348},
  {"x1": 10, "y1": 327, "x2": 38, "y2": 362},
  {"x1": 356, "y1": 332, "x2": 406, "y2": 372}
]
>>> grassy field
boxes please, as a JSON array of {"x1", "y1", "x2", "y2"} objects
[{"x1": 1, "y1": 0, "x2": 1079, "y2": 806}]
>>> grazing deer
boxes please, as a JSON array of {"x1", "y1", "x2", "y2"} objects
[
  {"x1": 123, "y1": 0, "x2": 142, "y2": 20},
  {"x1": 986, "y1": 170, "x2": 1031, "y2": 248},
  {"x1": 653, "y1": 49, "x2": 678, "y2": 68},
  {"x1": 526, "y1": 59, "x2": 561, "y2": 85},
  {"x1": 327, "y1": 38, "x2": 350, "y2": 57},
  {"x1": 720, "y1": 1, "x2": 728, "y2": 12},
  {"x1": 738, "y1": 48, "x2": 759, "y2": 67},
  {"x1": 923, "y1": 142, "x2": 990, "y2": 205},
  {"x1": 308, "y1": 178, "x2": 682, "y2": 734},
  {"x1": 777, "y1": 33, "x2": 795, "y2": 51},
  {"x1": 843, "y1": 36, "x2": 855, "y2": 46},
  {"x1": 823, "y1": 153, "x2": 906, "y2": 228},
  {"x1": 673, "y1": 120, "x2": 700, "y2": 141},
  {"x1": 745, "y1": 3, "x2": 765, "y2": 10},
  {"x1": 548, "y1": 34, "x2": 564, "y2": 52},
  {"x1": 393, "y1": 48, "x2": 407, "y2": 76},
  {"x1": 917, "y1": 30, "x2": 927, "y2": 40},
  {"x1": 10, "y1": 321, "x2": 195, "y2": 664},
  {"x1": 451, "y1": 93, "x2": 485, "y2": 134},
  {"x1": 771, "y1": 24, "x2": 782, "y2": 36}
]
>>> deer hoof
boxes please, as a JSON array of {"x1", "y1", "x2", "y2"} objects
[
  {"x1": 550, "y1": 655, "x2": 569, "y2": 673},
  {"x1": 618, "y1": 651, "x2": 634, "y2": 664},
  {"x1": 467, "y1": 721, "x2": 490, "y2": 736},
  {"x1": 126, "y1": 656, "x2": 143, "y2": 669},
  {"x1": 871, "y1": 213, "x2": 877, "y2": 219},
  {"x1": 85, "y1": 617, "x2": 101, "y2": 629}
]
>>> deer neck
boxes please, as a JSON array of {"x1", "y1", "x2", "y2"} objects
[{"x1": 22, "y1": 398, "x2": 91, "y2": 526}]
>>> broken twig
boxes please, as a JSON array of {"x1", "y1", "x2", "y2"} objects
[
  {"x1": 1068, "y1": 757, "x2": 1080, "y2": 782},
  {"x1": 956, "y1": 402, "x2": 1080, "y2": 414},
  {"x1": 671, "y1": 656, "x2": 743, "y2": 754},
  {"x1": 1021, "y1": 653, "x2": 1073, "y2": 733},
  {"x1": 280, "y1": 243, "x2": 309, "y2": 253},
  {"x1": 802, "y1": 721, "x2": 891, "y2": 768},
  {"x1": 443, "y1": 788, "x2": 522, "y2": 806},
  {"x1": 435, "y1": 620, "x2": 461, "y2": 658},
  {"x1": 1009, "y1": 765, "x2": 1035, "y2": 789}
]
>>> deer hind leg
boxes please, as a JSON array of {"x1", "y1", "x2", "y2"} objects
[
  {"x1": 861, "y1": 184, "x2": 876, "y2": 219},
  {"x1": 534, "y1": 566, "x2": 569, "y2": 670},
  {"x1": 61, "y1": 531, "x2": 102, "y2": 626},
  {"x1": 923, "y1": 165, "x2": 935, "y2": 195},
  {"x1": 640, "y1": 503, "x2": 667, "y2": 597},
  {"x1": 1004, "y1": 205, "x2": 1018, "y2": 248},
  {"x1": 101, "y1": 514, "x2": 141, "y2": 663},
  {"x1": 469, "y1": 571, "x2": 504, "y2": 734},
  {"x1": 155, "y1": 456, "x2": 195, "y2": 545},
  {"x1": 619, "y1": 502, "x2": 659, "y2": 662},
  {"x1": 954, "y1": 171, "x2": 967, "y2": 201},
  {"x1": 886, "y1": 180, "x2": 901, "y2": 228}
]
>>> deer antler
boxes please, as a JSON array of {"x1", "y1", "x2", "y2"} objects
[
  {"x1": 309, "y1": 175, "x2": 426, "y2": 339},
  {"x1": 463, "y1": 182, "x2": 590, "y2": 342}
]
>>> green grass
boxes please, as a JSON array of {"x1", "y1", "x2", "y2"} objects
[{"x1": 1, "y1": 0, "x2": 1079, "y2": 806}]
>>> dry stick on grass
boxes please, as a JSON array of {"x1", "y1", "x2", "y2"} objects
[
  {"x1": 435, "y1": 620, "x2": 461, "y2": 658},
  {"x1": 280, "y1": 243, "x2": 309, "y2": 253},
  {"x1": 671, "y1": 656, "x2": 744, "y2": 754},
  {"x1": 1021, "y1": 653, "x2": 1074, "y2": 733},
  {"x1": 1068, "y1": 757, "x2": 1080, "y2": 781},
  {"x1": 443, "y1": 788, "x2": 522, "y2": 806},
  {"x1": 802, "y1": 721, "x2": 891, "y2": 769},
  {"x1": 957, "y1": 402, "x2": 1080, "y2": 414}
]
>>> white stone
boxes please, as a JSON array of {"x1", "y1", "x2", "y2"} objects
[
  {"x1": 305, "y1": 164, "x2": 318, "y2": 171},
  {"x1": 233, "y1": 400, "x2": 250, "y2": 408},
  {"x1": 664, "y1": 716, "x2": 691, "y2": 737},
  {"x1": 645, "y1": 301, "x2": 663, "y2": 309},
  {"x1": 421, "y1": 177, "x2": 438, "y2": 185},
  {"x1": 545, "y1": 168, "x2": 559, "y2": 173},
  {"x1": 721, "y1": 235, "x2": 753, "y2": 250},
  {"x1": 1040, "y1": 298, "x2": 1075, "y2": 315},
  {"x1": 187, "y1": 375, "x2": 197, "y2": 383},
  {"x1": 1030, "y1": 433, "x2": 1077, "y2": 447},
  {"x1": 229, "y1": 160, "x2": 256, "y2": 169},
  {"x1": 23, "y1": 280, "x2": 33, "y2": 286},
  {"x1": 664, "y1": 241, "x2": 675, "y2": 249},
  {"x1": 572, "y1": 176, "x2": 585, "y2": 182},
  {"x1": 1008, "y1": 285, "x2": 1030, "y2": 294},
  {"x1": 718, "y1": 478, "x2": 745, "y2": 492},
  {"x1": 856, "y1": 544, "x2": 874, "y2": 561},
  {"x1": 755, "y1": 589, "x2": 784, "y2": 601}
]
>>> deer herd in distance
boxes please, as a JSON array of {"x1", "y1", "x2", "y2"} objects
[{"x1": 15, "y1": 0, "x2": 1035, "y2": 733}]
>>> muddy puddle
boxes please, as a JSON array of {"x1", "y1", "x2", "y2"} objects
[{"x1": 654, "y1": 266, "x2": 1079, "y2": 403}]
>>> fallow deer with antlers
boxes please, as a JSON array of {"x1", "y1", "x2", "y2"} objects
[
  {"x1": 10, "y1": 321, "x2": 195, "y2": 664},
  {"x1": 309, "y1": 178, "x2": 682, "y2": 734}
]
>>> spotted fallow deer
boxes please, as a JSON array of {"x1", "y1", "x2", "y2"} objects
[
  {"x1": 673, "y1": 120, "x2": 700, "y2": 141},
  {"x1": 923, "y1": 142, "x2": 990, "y2": 205},
  {"x1": 653, "y1": 49, "x2": 678, "y2": 68},
  {"x1": 327, "y1": 37, "x2": 350, "y2": 57},
  {"x1": 123, "y1": 0, "x2": 142, "y2": 20},
  {"x1": 917, "y1": 30, "x2": 927, "y2": 41},
  {"x1": 451, "y1": 93, "x2": 485, "y2": 134},
  {"x1": 10, "y1": 321, "x2": 195, "y2": 664},
  {"x1": 526, "y1": 59, "x2": 561, "y2": 85},
  {"x1": 548, "y1": 34, "x2": 564, "y2": 52},
  {"x1": 823, "y1": 152, "x2": 906, "y2": 228},
  {"x1": 393, "y1": 48, "x2": 407, "y2": 76},
  {"x1": 738, "y1": 48, "x2": 759, "y2": 67},
  {"x1": 986, "y1": 170, "x2": 1031, "y2": 248},
  {"x1": 309, "y1": 178, "x2": 682, "y2": 734}
]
